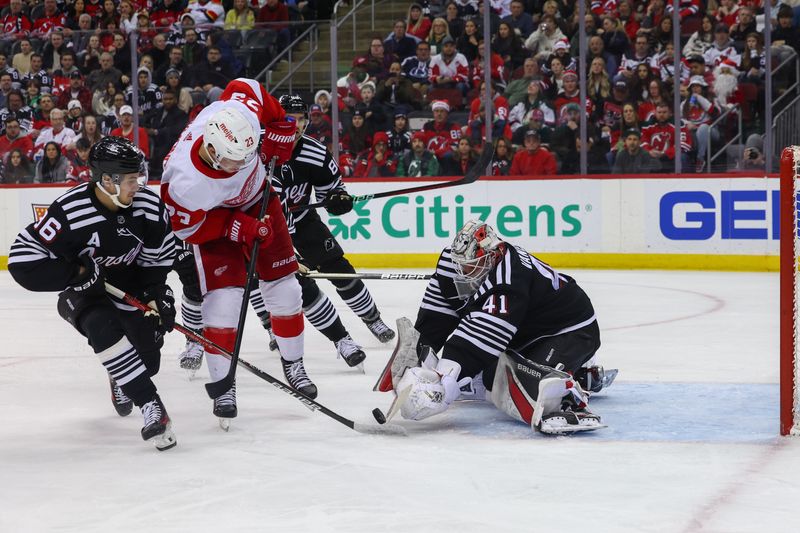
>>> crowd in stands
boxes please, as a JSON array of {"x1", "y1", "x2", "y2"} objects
[
  {"x1": 316, "y1": 0, "x2": 799, "y2": 177},
  {"x1": 0, "y1": 0, "x2": 798, "y2": 182},
  {"x1": 0, "y1": 0, "x2": 320, "y2": 182}
]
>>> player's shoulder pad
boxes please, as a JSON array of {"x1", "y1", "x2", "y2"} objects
[{"x1": 295, "y1": 135, "x2": 329, "y2": 167}]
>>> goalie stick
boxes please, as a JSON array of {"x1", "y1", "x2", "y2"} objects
[
  {"x1": 104, "y1": 282, "x2": 407, "y2": 436},
  {"x1": 290, "y1": 143, "x2": 495, "y2": 213},
  {"x1": 301, "y1": 272, "x2": 432, "y2": 281}
]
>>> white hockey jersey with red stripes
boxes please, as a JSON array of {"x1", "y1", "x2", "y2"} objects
[{"x1": 160, "y1": 78, "x2": 285, "y2": 244}]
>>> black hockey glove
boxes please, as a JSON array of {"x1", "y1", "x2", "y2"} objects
[
  {"x1": 68, "y1": 255, "x2": 105, "y2": 296},
  {"x1": 142, "y1": 284, "x2": 176, "y2": 334},
  {"x1": 324, "y1": 190, "x2": 354, "y2": 216}
]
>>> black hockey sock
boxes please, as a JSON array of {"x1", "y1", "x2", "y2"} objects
[
  {"x1": 332, "y1": 279, "x2": 380, "y2": 322},
  {"x1": 303, "y1": 292, "x2": 348, "y2": 343}
]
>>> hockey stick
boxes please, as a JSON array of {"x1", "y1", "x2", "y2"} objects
[
  {"x1": 289, "y1": 143, "x2": 495, "y2": 213},
  {"x1": 104, "y1": 282, "x2": 408, "y2": 436},
  {"x1": 205, "y1": 157, "x2": 277, "y2": 400},
  {"x1": 301, "y1": 272, "x2": 432, "y2": 281}
]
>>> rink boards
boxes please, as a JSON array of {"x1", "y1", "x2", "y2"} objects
[{"x1": 0, "y1": 173, "x2": 781, "y2": 271}]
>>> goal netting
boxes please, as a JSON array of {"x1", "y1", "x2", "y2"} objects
[{"x1": 781, "y1": 146, "x2": 800, "y2": 436}]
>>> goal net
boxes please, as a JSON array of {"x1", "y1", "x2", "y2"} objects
[{"x1": 781, "y1": 146, "x2": 800, "y2": 436}]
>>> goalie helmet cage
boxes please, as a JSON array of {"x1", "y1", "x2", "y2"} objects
[{"x1": 781, "y1": 146, "x2": 800, "y2": 436}]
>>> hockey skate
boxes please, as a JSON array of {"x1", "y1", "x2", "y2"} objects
[
  {"x1": 365, "y1": 317, "x2": 396, "y2": 343},
  {"x1": 140, "y1": 395, "x2": 177, "y2": 451},
  {"x1": 281, "y1": 357, "x2": 318, "y2": 399},
  {"x1": 109, "y1": 378, "x2": 133, "y2": 417},
  {"x1": 574, "y1": 366, "x2": 618, "y2": 394},
  {"x1": 178, "y1": 338, "x2": 204, "y2": 379},
  {"x1": 213, "y1": 382, "x2": 237, "y2": 431},
  {"x1": 535, "y1": 378, "x2": 605, "y2": 434},
  {"x1": 335, "y1": 335, "x2": 366, "y2": 371}
]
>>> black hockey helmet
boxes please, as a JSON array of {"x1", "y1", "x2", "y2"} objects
[
  {"x1": 89, "y1": 136, "x2": 147, "y2": 208},
  {"x1": 89, "y1": 136, "x2": 145, "y2": 182},
  {"x1": 278, "y1": 94, "x2": 308, "y2": 139},
  {"x1": 278, "y1": 94, "x2": 308, "y2": 115}
]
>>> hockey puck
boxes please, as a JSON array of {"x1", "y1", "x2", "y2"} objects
[{"x1": 372, "y1": 408, "x2": 387, "y2": 425}]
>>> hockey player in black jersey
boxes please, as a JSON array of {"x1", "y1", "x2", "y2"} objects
[
  {"x1": 383, "y1": 220, "x2": 614, "y2": 434},
  {"x1": 7, "y1": 137, "x2": 179, "y2": 451}
]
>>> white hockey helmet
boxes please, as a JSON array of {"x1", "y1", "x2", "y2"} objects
[
  {"x1": 450, "y1": 219, "x2": 503, "y2": 299},
  {"x1": 203, "y1": 107, "x2": 258, "y2": 172}
]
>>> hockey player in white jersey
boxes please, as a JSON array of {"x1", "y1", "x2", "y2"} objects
[
  {"x1": 160, "y1": 78, "x2": 316, "y2": 427},
  {"x1": 380, "y1": 220, "x2": 615, "y2": 434}
]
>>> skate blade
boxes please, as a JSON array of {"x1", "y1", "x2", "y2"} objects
[
  {"x1": 538, "y1": 420, "x2": 607, "y2": 435},
  {"x1": 218, "y1": 418, "x2": 231, "y2": 432},
  {"x1": 153, "y1": 427, "x2": 177, "y2": 451},
  {"x1": 601, "y1": 369, "x2": 619, "y2": 390},
  {"x1": 355, "y1": 362, "x2": 365, "y2": 374}
]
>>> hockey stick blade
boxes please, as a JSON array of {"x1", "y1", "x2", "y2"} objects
[
  {"x1": 291, "y1": 144, "x2": 494, "y2": 213},
  {"x1": 105, "y1": 283, "x2": 406, "y2": 436}
]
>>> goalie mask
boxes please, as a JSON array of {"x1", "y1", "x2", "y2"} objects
[
  {"x1": 89, "y1": 136, "x2": 147, "y2": 208},
  {"x1": 450, "y1": 219, "x2": 503, "y2": 299}
]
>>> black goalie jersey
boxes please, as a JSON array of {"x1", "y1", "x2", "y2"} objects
[
  {"x1": 7, "y1": 183, "x2": 177, "y2": 306},
  {"x1": 414, "y1": 243, "x2": 597, "y2": 371},
  {"x1": 270, "y1": 134, "x2": 347, "y2": 229}
]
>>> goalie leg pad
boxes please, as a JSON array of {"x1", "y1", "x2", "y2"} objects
[
  {"x1": 489, "y1": 351, "x2": 598, "y2": 431},
  {"x1": 374, "y1": 317, "x2": 423, "y2": 392}
]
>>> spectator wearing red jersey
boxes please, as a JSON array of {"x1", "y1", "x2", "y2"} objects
[
  {"x1": 353, "y1": 131, "x2": 397, "y2": 177},
  {"x1": 1, "y1": 0, "x2": 32, "y2": 47},
  {"x1": 470, "y1": 40, "x2": 505, "y2": 90},
  {"x1": 110, "y1": 105, "x2": 149, "y2": 159},
  {"x1": 422, "y1": 99, "x2": 461, "y2": 161},
  {"x1": 32, "y1": 0, "x2": 67, "y2": 38},
  {"x1": 640, "y1": 103, "x2": 692, "y2": 172},
  {"x1": 151, "y1": 0, "x2": 183, "y2": 29},
  {"x1": 406, "y1": 3, "x2": 431, "y2": 40},
  {"x1": 466, "y1": 81, "x2": 510, "y2": 144},
  {"x1": 56, "y1": 72, "x2": 92, "y2": 112},
  {"x1": 65, "y1": 137, "x2": 92, "y2": 182},
  {"x1": 258, "y1": 0, "x2": 291, "y2": 50},
  {"x1": 0, "y1": 116, "x2": 33, "y2": 163},
  {"x1": 509, "y1": 129, "x2": 556, "y2": 175}
]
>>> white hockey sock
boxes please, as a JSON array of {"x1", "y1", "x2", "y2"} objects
[
  {"x1": 181, "y1": 295, "x2": 203, "y2": 333},
  {"x1": 206, "y1": 353, "x2": 231, "y2": 382}
]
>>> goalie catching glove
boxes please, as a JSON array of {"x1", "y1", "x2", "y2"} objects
[{"x1": 397, "y1": 358, "x2": 470, "y2": 421}]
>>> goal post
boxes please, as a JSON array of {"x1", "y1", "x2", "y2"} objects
[{"x1": 781, "y1": 146, "x2": 800, "y2": 436}]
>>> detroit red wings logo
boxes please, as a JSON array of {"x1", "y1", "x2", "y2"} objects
[{"x1": 223, "y1": 166, "x2": 262, "y2": 207}]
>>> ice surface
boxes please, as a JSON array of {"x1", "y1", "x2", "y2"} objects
[{"x1": 0, "y1": 269, "x2": 797, "y2": 533}]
